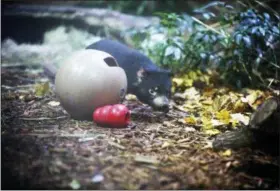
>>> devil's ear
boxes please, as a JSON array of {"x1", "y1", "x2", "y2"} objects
[
  {"x1": 134, "y1": 67, "x2": 148, "y2": 86},
  {"x1": 136, "y1": 67, "x2": 148, "y2": 78}
]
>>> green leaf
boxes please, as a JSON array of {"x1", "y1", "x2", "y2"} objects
[
  {"x1": 35, "y1": 82, "x2": 50, "y2": 97},
  {"x1": 69, "y1": 179, "x2": 81, "y2": 190}
]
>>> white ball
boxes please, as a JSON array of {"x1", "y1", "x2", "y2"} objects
[{"x1": 55, "y1": 49, "x2": 127, "y2": 120}]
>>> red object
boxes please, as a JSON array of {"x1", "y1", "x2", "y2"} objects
[{"x1": 93, "y1": 104, "x2": 130, "y2": 128}]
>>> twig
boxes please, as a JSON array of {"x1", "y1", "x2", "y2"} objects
[
  {"x1": 18, "y1": 133, "x2": 99, "y2": 138},
  {"x1": 20, "y1": 116, "x2": 68, "y2": 121},
  {"x1": 1, "y1": 84, "x2": 35, "y2": 90},
  {"x1": 108, "y1": 141, "x2": 126, "y2": 150},
  {"x1": 255, "y1": 0, "x2": 280, "y2": 18},
  {"x1": 191, "y1": 16, "x2": 227, "y2": 37},
  {"x1": 78, "y1": 134, "x2": 106, "y2": 142},
  {"x1": 1, "y1": 63, "x2": 28, "y2": 68}
]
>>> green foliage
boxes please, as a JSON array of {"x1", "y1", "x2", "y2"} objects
[{"x1": 129, "y1": 1, "x2": 280, "y2": 89}]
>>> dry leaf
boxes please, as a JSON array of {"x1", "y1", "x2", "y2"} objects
[
  {"x1": 220, "y1": 149, "x2": 232, "y2": 157},
  {"x1": 125, "y1": 94, "x2": 137, "y2": 100},
  {"x1": 245, "y1": 90, "x2": 265, "y2": 109},
  {"x1": 183, "y1": 102, "x2": 199, "y2": 109},
  {"x1": 69, "y1": 179, "x2": 81, "y2": 190},
  {"x1": 172, "y1": 78, "x2": 184, "y2": 86},
  {"x1": 134, "y1": 155, "x2": 159, "y2": 164},
  {"x1": 203, "y1": 87, "x2": 216, "y2": 97},
  {"x1": 184, "y1": 116, "x2": 197, "y2": 125},
  {"x1": 216, "y1": 109, "x2": 231, "y2": 125},
  {"x1": 211, "y1": 119, "x2": 225, "y2": 127},
  {"x1": 178, "y1": 118, "x2": 187, "y2": 124},
  {"x1": 204, "y1": 129, "x2": 220, "y2": 135},
  {"x1": 48, "y1": 101, "x2": 60, "y2": 106},
  {"x1": 201, "y1": 116, "x2": 213, "y2": 130},
  {"x1": 92, "y1": 173, "x2": 104, "y2": 183},
  {"x1": 161, "y1": 141, "x2": 172, "y2": 148},
  {"x1": 212, "y1": 95, "x2": 231, "y2": 111},
  {"x1": 177, "y1": 138, "x2": 190, "y2": 143},
  {"x1": 35, "y1": 82, "x2": 50, "y2": 97},
  {"x1": 230, "y1": 113, "x2": 250, "y2": 126},
  {"x1": 233, "y1": 99, "x2": 247, "y2": 113},
  {"x1": 201, "y1": 99, "x2": 213, "y2": 105},
  {"x1": 184, "y1": 79, "x2": 194, "y2": 87},
  {"x1": 184, "y1": 127, "x2": 196, "y2": 132},
  {"x1": 201, "y1": 140, "x2": 213, "y2": 149},
  {"x1": 246, "y1": 92, "x2": 258, "y2": 105},
  {"x1": 183, "y1": 87, "x2": 200, "y2": 100},
  {"x1": 108, "y1": 141, "x2": 125, "y2": 150}
]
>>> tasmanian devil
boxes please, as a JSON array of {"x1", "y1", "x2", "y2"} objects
[{"x1": 86, "y1": 39, "x2": 172, "y2": 112}]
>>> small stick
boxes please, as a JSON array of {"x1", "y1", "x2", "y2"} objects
[
  {"x1": 20, "y1": 116, "x2": 68, "y2": 121},
  {"x1": 108, "y1": 141, "x2": 126, "y2": 150}
]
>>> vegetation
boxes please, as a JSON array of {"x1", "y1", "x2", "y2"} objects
[{"x1": 129, "y1": 1, "x2": 280, "y2": 89}]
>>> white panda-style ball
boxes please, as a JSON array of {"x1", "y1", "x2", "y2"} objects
[{"x1": 55, "y1": 49, "x2": 127, "y2": 120}]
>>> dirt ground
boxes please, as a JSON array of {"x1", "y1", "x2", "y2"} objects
[{"x1": 1, "y1": 66, "x2": 279, "y2": 190}]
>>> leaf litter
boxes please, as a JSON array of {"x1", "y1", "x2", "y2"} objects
[{"x1": 1, "y1": 65, "x2": 279, "y2": 189}]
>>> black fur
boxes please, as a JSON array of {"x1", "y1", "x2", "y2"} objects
[{"x1": 87, "y1": 39, "x2": 172, "y2": 111}]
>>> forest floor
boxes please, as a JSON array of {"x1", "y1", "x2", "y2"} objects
[{"x1": 1, "y1": 64, "x2": 279, "y2": 190}]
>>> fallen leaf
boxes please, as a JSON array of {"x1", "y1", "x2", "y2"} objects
[
  {"x1": 161, "y1": 141, "x2": 172, "y2": 148},
  {"x1": 245, "y1": 90, "x2": 264, "y2": 109},
  {"x1": 241, "y1": 97, "x2": 248, "y2": 103},
  {"x1": 183, "y1": 87, "x2": 200, "y2": 100},
  {"x1": 184, "y1": 126, "x2": 196, "y2": 132},
  {"x1": 125, "y1": 94, "x2": 137, "y2": 101},
  {"x1": 216, "y1": 109, "x2": 231, "y2": 125},
  {"x1": 221, "y1": 149, "x2": 232, "y2": 157},
  {"x1": 201, "y1": 140, "x2": 213, "y2": 149},
  {"x1": 201, "y1": 99, "x2": 213, "y2": 105},
  {"x1": 211, "y1": 119, "x2": 225, "y2": 127},
  {"x1": 134, "y1": 155, "x2": 159, "y2": 164},
  {"x1": 48, "y1": 101, "x2": 60, "y2": 106},
  {"x1": 204, "y1": 129, "x2": 220, "y2": 135},
  {"x1": 230, "y1": 119, "x2": 239, "y2": 128},
  {"x1": 92, "y1": 173, "x2": 104, "y2": 183},
  {"x1": 184, "y1": 116, "x2": 197, "y2": 125},
  {"x1": 69, "y1": 179, "x2": 81, "y2": 190},
  {"x1": 163, "y1": 121, "x2": 176, "y2": 127},
  {"x1": 184, "y1": 79, "x2": 194, "y2": 87},
  {"x1": 245, "y1": 91, "x2": 258, "y2": 105},
  {"x1": 108, "y1": 141, "x2": 125, "y2": 150},
  {"x1": 225, "y1": 161, "x2": 232, "y2": 168},
  {"x1": 233, "y1": 100, "x2": 247, "y2": 113},
  {"x1": 202, "y1": 87, "x2": 216, "y2": 97},
  {"x1": 177, "y1": 138, "x2": 191, "y2": 143},
  {"x1": 201, "y1": 165, "x2": 209, "y2": 171},
  {"x1": 19, "y1": 95, "x2": 25, "y2": 100},
  {"x1": 178, "y1": 118, "x2": 187, "y2": 124},
  {"x1": 230, "y1": 113, "x2": 250, "y2": 126},
  {"x1": 212, "y1": 95, "x2": 231, "y2": 111},
  {"x1": 34, "y1": 82, "x2": 50, "y2": 97},
  {"x1": 172, "y1": 78, "x2": 184, "y2": 87},
  {"x1": 201, "y1": 116, "x2": 213, "y2": 130},
  {"x1": 183, "y1": 102, "x2": 199, "y2": 109}
]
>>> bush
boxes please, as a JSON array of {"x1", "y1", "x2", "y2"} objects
[{"x1": 129, "y1": 1, "x2": 280, "y2": 89}]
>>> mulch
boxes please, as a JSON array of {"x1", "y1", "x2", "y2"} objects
[{"x1": 1, "y1": 66, "x2": 279, "y2": 189}]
